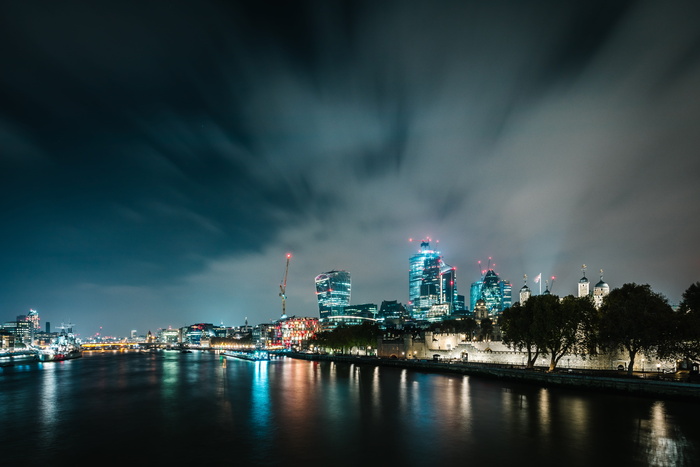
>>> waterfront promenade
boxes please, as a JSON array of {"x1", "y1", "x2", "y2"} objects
[{"x1": 289, "y1": 352, "x2": 700, "y2": 401}]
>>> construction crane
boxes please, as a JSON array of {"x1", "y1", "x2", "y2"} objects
[{"x1": 279, "y1": 253, "x2": 291, "y2": 318}]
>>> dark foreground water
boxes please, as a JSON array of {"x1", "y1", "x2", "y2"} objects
[{"x1": 1, "y1": 351, "x2": 699, "y2": 466}]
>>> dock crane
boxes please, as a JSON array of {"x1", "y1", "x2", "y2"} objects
[{"x1": 279, "y1": 253, "x2": 291, "y2": 318}]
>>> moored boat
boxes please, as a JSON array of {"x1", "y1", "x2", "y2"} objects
[
  {"x1": 39, "y1": 348, "x2": 83, "y2": 362},
  {"x1": 222, "y1": 349, "x2": 270, "y2": 361},
  {"x1": 0, "y1": 350, "x2": 39, "y2": 366}
]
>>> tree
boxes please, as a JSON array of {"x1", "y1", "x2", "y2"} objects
[
  {"x1": 660, "y1": 282, "x2": 700, "y2": 363},
  {"x1": 428, "y1": 318, "x2": 478, "y2": 335},
  {"x1": 531, "y1": 294, "x2": 596, "y2": 372},
  {"x1": 500, "y1": 302, "x2": 541, "y2": 368},
  {"x1": 598, "y1": 283, "x2": 674, "y2": 375},
  {"x1": 479, "y1": 318, "x2": 494, "y2": 341},
  {"x1": 351, "y1": 321, "x2": 381, "y2": 349},
  {"x1": 311, "y1": 322, "x2": 381, "y2": 354}
]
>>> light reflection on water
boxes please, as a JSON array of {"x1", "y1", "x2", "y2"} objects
[
  {"x1": 641, "y1": 401, "x2": 695, "y2": 467},
  {"x1": 38, "y1": 362, "x2": 57, "y2": 448},
  {"x1": 1, "y1": 352, "x2": 700, "y2": 466},
  {"x1": 251, "y1": 360, "x2": 270, "y2": 435}
]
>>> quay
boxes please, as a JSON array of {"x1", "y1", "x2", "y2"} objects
[{"x1": 288, "y1": 352, "x2": 700, "y2": 401}]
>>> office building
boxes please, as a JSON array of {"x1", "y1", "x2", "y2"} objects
[
  {"x1": 315, "y1": 270, "x2": 352, "y2": 319},
  {"x1": 470, "y1": 267, "x2": 511, "y2": 316},
  {"x1": 409, "y1": 239, "x2": 463, "y2": 319}
]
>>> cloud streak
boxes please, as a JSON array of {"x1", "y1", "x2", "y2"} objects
[{"x1": 1, "y1": 1, "x2": 698, "y2": 336}]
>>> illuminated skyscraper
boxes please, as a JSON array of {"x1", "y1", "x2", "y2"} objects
[
  {"x1": 470, "y1": 267, "x2": 511, "y2": 315},
  {"x1": 440, "y1": 266, "x2": 464, "y2": 312},
  {"x1": 409, "y1": 240, "x2": 440, "y2": 305},
  {"x1": 26, "y1": 309, "x2": 40, "y2": 330},
  {"x1": 315, "y1": 270, "x2": 351, "y2": 319},
  {"x1": 408, "y1": 240, "x2": 463, "y2": 319},
  {"x1": 500, "y1": 279, "x2": 512, "y2": 308}
]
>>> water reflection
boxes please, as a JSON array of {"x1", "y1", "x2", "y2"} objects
[
  {"x1": 3, "y1": 353, "x2": 700, "y2": 466},
  {"x1": 640, "y1": 401, "x2": 694, "y2": 466},
  {"x1": 372, "y1": 367, "x2": 380, "y2": 410},
  {"x1": 160, "y1": 356, "x2": 178, "y2": 423},
  {"x1": 538, "y1": 388, "x2": 551, "y2": 437},
  {"x1": 251, "y1": 361, "x2": 271, "y2": 435},
  {"x1": 39, "y1": 362, "x2": 58, "y2": 447}
]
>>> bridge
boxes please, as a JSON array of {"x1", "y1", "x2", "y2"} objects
[{"x1": 80, "y1": 342, "x2": 177, "y2": 351}]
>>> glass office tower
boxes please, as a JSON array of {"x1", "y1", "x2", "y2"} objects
[
  {"x1": 409, "y1": 241, "x2": 441, "y2": 305},
  {"x1": 471, "y1": 269, "x2": 511, "y2": 316},
  {"x1": 315, "y1": 270, "x2": 352, "y2": 319},
  {"x1": 409, "y1": 240, "x2": 463, "y2": 319}
]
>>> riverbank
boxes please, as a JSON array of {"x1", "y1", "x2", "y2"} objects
[{"x1": 288, "y1": 352, "x2": 700, "y2": 401}]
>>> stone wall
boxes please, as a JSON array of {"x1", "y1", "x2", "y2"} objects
[{"x1": 375, "y1": 332, "x2": 677, "y2": 372}]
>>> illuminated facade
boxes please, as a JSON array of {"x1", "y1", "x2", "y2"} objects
[
  {"x1": 409, "y1": 240, "x2": 463, "y2": 319},
  {"x1": 593, "y1": 269, "x2": 610, "y2": 309},
  {"x1": 470, "y1": 269, "x2": 511, "y2": 316},
  {"x1": 315, "y1": 270, "x2": 352, "y2": 319},
  {"x1": 26, "y1": 309, "x2": 40, "y2": 330},
  {"x1": 319, "y1": 316, "x2": 377, "y2": 332},
  {"x1": 181, "y1": 323, "x2": 215, "y2": 345},
  {"x1": 578, "y1": 265, "x2": 590, "y2": 298},
  {"x1": 577, "y1": 265, "x2": 609, "y2": 309},
  {"x1": 158, "y1": 327, "x2": 181, "y2": 344},
  {"x1": 519, "y1": 276, "x2": 531, "y2": 304},
  {"x1": 378, "y1": 300, "x2": 408, "y2": 320},
  {"x1": 1, "y1": 320, "x2": 32, "y2": 344},
  {"x1": 273, "y1": 316, "x2": 321, "y2": 350},
  {"x1": 409, "y1": 241, "x2": 440, "y2": 306},
  {"x1": 342, "y1": 303, "x2": 378, "y2": 319}
]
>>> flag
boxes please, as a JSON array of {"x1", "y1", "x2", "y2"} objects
[{"x1": 534, "y1": 273, "x2": 541, "y2": 284}]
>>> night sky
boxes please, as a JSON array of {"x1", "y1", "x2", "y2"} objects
[{"x1": 2, "y1": 1, "x2": 699, "y2": 338}]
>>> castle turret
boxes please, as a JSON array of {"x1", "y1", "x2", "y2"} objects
[
  {"x1": 593, "y1": 269, "x2": 609, "y2": 308},
  {"x1": 578, "y1": 264, "x2": 590, "y2": 298},
  {"x1": 519, "y1": 274, "x2": 531, "y2": 304}
]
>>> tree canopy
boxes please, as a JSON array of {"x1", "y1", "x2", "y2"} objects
[
  {"x1": 501, "y1": 294, "x2": 597, "y2": 371},
  {"x1": 312, "y1": 321, "x2": 380, "y2": 353},
  {"x1": 500, "y1": 301, "x2": 541, "y2": 368},
  {"x1": 533, "y1": 294, "x2": 596, "y2": 371},
  {"x1": 660, "y1": 282, "x2": 700, "y2": 363},
  {"x1": 598, "y1": 283, "x2": 674, "y2": 375}
]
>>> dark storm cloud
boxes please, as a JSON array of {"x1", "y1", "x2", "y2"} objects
[{"x1": 1, "y1": 1, "x2": 699, "y2": 336}]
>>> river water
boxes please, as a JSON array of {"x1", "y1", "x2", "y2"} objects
[{"x1": 1, "y1": 350, "x2": 699, "y2": 466}]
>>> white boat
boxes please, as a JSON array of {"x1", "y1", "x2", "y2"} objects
[{"x1": 222, "y1": 350, "x2": 269, "y2": 361}]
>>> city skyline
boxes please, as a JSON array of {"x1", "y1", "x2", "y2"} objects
[{"x1": 1, "y1": 1, "x2": 699, "y2": 336}]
